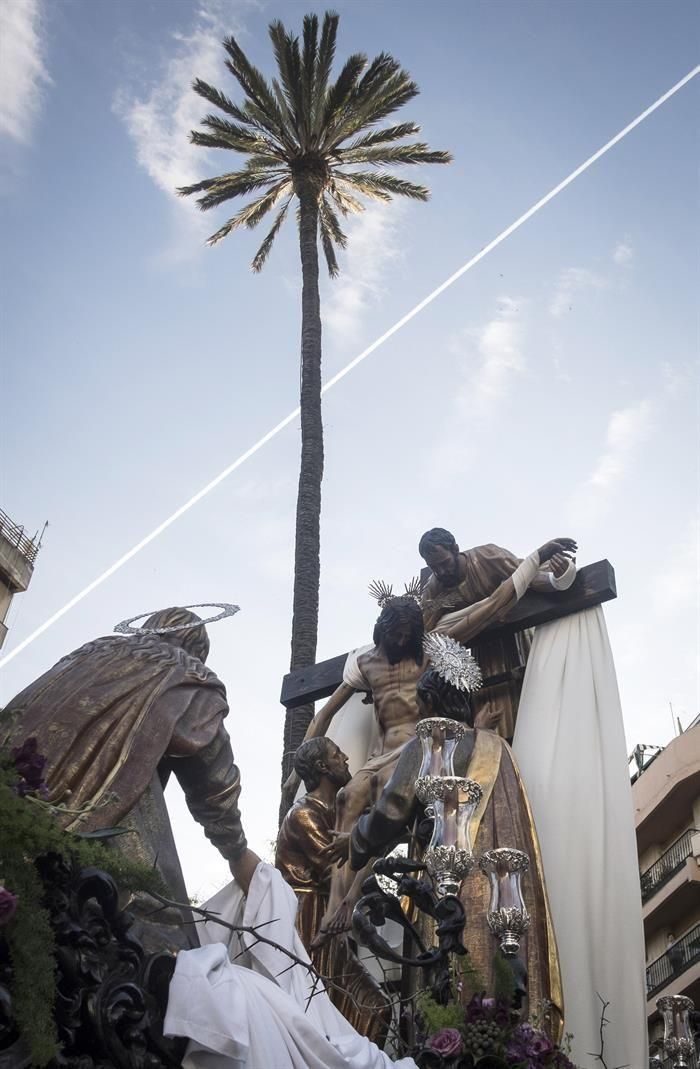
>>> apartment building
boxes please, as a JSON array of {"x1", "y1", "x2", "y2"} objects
[
  {"x1": 0, "y1": 508, "x2": 40, "y2": 650},
  {"x1": 633, "y1": 718, "x2": 700, "y2": 1061}
]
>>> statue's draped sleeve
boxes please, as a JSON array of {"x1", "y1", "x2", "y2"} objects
[
  {"x1": 5, "y1": 634, "x2": 247, "y2": 862},
  {"x1": 169, "y1": 705, "x2": 247, "y2": 863}
]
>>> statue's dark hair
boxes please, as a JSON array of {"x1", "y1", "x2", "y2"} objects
[
  {"x1": 373, "y1": 597, "x2": 424, "y2": 665},
  {"x1": 293, "y1": 737, "x2": 333, "y2": 792},
  {"x1": 143, "y1": 607, "x2": 210, "y2": 664},
  {"x1": 416, "y1": 668, "x2": 473, "y2": 725},
  {"x1": 418, "y1": 528, "x2": 458, "y2": 558}
]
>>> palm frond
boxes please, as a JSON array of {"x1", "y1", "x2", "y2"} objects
[
  {"x1": 338, "y1": 143, "x2": 452, "y2": 167},
  {"x1": 353, "y1": 53, "x2": 401, "y2": 101},
  {"x1": 340, "y1": 122, "x2": 420, "y2": 152},
  {"x1": 301, "y1": 14, "x2": 319, "y2": 139},
  {"x1": 179, "y1": 170, "x2": 281, "y2": 210},
  {"x1": 223, "y1": 36, "x2": 296, "y2": 149},
  {"x1": 196, "y1": 115, "x2": 285, "y2": 157},
  {"x1": 240, "y1": 96, "x2": 298, "y2": 149},
  {"x1": 330, "y1": 71, "x2": 419, "y2": 147},
  {"x1": 336, "y1": 170, "x2": 430, "y2": 201},
  {"x1": 191, "y1": 78, "x2": 256, "y2": 126},
  {"x1": 252, "y1": 197, "x2": 292, "y2": 271},
  {"x1": 318, "y1": 214, "x2": 340, "y2": 277},
  {"x1": 327, "y1": 180, "x2": 365, "y2": 216},
  {"x1": 322, "y1": 53, "x2": 367, "y2": 131},
  {"x1": 312, "y1": 12, "x2": 339, "y2": 134},
  {"x1": 333, "y1": 173, "x2": 391, "y2": 202},
  {"x1": 271, "y1": 78, "x2": 299, "y2": 141},
  {"x1": 268, "y1": 22, "x2": 303, "y2": 138},
  {"x1": 319, "y1": 196, "x2": 347, "y2": 249},
  {"x1": 205, "y1": 180, "x2": 291, "y2": 247},
  {"x1": 245, "y1": 180, "x2": 293, "y2": 229}
]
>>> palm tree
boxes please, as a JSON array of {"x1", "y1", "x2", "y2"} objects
[{"x1": 179, "y1": 11, "x2": 451, "y2": 783}]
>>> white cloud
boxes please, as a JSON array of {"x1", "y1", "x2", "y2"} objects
[
  {"x1": 613, "y1": 241, "x2": 633, "y2": 265},
  {"x1": 0, "y1": 0, "x2": 51, "y2": 144},
  {"x1": 323, "y1": 202, "x2": 405, "y2": 344},
  {"x1": 113, "y1": 1, "x2": 252, "y2": 221},
  {"x1": 549, "y1": 266, "x2": 608, "y2": 317},
  {"x1": 568, "y1": 399, "x2": 654, "y2": 525},
  {"x1": 450, "y1": 297, "x2": 526, "y2": 421},
  {"x1": 425, "y1": 298, "x2": 526, "y2": 479}
]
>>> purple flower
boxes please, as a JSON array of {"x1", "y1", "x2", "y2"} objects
[
  {"x1": 464, "y1": 993, "x2": 511, "y2": 1028},
  {"x1": 10, "y1": 737, "x2": 48, "y2": 797},
  {"x1": 428, "y1": 1028, "x2": 463, "y2": 1057},
  {"x1": 0, "y1": 887, "x2": 18, "y2": 927},
  {"x1": 507, "y1": 1023, "x2": 555, "y2": 1064}
]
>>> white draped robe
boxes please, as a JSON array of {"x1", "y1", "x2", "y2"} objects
[
  {"x1": 164, "y1": 862, "x2": 417, "y2": 1069},
  {"x1": 513, "y1": 606, "x2": 647, "y2": 1068}
]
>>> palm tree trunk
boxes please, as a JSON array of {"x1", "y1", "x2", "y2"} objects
[{"x1": 281, "y1": 182, "x2": 324, "y2": 785}]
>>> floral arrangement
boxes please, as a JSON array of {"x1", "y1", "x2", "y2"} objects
[
  {"x1": 414, "y1": 992, "x2": 579, "y2": 1068},
  {"x1": 0, "y1": 728, "x2": 165, "y2": 1067}
]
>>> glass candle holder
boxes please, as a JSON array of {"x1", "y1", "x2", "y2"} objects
[
  {"x1": 479, "y1": 848, "x2": 531, "y2": 956},
  {"x1": 415, "y1": 717, "x2": 469, "y2": 788},
  {"x1": 656, "y1": 995, "x2": 695, "y2": 1069},
  {"x1": 418, "y1": 776, "x2": 482, "y2": 897}
]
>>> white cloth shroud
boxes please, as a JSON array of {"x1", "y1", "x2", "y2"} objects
[
  {"x1": 164, "y1": 861, "x2": 417, "y2": 1069},
  {"x1": 513, "y1": 606, "x2": 647, "y2": 1069}
]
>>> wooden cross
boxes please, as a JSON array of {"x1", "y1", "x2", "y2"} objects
[{"x1": 280, "y1": 560, "x2": 617, "y2": 710}]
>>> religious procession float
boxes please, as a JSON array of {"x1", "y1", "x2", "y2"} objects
[{"x1": 2, "y1": 528, "x2": 693, "y2": 1069}]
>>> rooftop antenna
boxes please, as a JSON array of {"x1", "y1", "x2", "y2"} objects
[
  {"x1": 36, "y1": 521, "x2": 49, "y2": 552},
  {"x1": 670, "y1": 701, "x2": 679, "y2": 737}
]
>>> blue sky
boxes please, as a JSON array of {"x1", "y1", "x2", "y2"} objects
[{"x1": 1, "y1": 0, "x2": 698, "y2": 898}]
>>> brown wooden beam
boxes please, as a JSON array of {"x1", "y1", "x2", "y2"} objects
[{"x1": 280, "y1": 559, "x2": 616, "y2": 709}]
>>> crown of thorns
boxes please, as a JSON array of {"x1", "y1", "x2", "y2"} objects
[
  {"x1": 423, "y1": 632, "x2": 483, "y2": 692},
  {"x1": 368, "y1": 577, "x2": 423, "y2": 610}
]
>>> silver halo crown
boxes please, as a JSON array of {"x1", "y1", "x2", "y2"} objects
[
  {"x1": 114, "y1": 603, "x2": 240, "y2": 636},
  {"x1": 423, "y1": 632, "x2": 483, "y2": 692}
]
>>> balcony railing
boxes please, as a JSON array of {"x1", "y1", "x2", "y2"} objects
[
  {"x1": 646, "y1": 922, "x2": 700, "y2": 998},
  {"x1": 0, "y1": 508, "x2": 40, "y2": 566},
  {"x1": 641, "y1": 828, "x2": 699, "y2": 902}
]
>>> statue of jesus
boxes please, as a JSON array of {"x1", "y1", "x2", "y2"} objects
[{"x1": 290, "y1": 537, "x2": 575, "y2": 944}]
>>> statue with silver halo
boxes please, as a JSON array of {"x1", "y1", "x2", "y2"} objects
[
  {"x1": 333, "y1": 638, "x2": 564, "y2": 1036},
  {"x1": 4, "y1": 603, "x2": 261, "y2": 908}
]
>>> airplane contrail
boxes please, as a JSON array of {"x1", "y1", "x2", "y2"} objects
[{"x1": 1, "y1": 64, "x2": 697, "y2": 670}]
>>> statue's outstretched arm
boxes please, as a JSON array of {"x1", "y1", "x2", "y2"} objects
[
  {"x1": 281, "y1": 682, "x2": 356, "y2": 802},
  {"x1": 437, "y1": 538, "x2": 577, "y2": 645},
  {"x1": 303, "y1": 681, "x2": 355, "y2": 743}
]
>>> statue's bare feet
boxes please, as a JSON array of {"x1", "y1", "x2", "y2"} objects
[{"x1": 310, "y1": 899, "x2": 353, "y2": 948}]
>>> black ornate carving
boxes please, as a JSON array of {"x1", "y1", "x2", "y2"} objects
[
  {"x1": 0, "y1": 855, "x2": 186, "y2": 1069},
  {"x1": 352, "y1": 855, "x2": 468, "y2": 1004}
]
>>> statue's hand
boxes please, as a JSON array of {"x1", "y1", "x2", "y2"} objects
[
  {"x1": 230, "y1": 849, "x2": 262, "y2": 895},
  {"x1": 474, "y1": 706, "x2": 501, "y2": 731},
  {"x1": 549, "y1": 551, "x2": 574, "y2": 577},
  {"x1": 537, "y1": 537, "x2": 577, "y2": 564},
  {"x1": 319, "y1": 831, "x2": 350, "y2": 868}
]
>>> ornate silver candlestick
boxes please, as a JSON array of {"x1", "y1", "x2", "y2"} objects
[
  {"x1": 479, "y1": 847, "x2": 531, "y2": 956},
  {"x1": 418, "y1": 775, "x2": 483, "y2": 896},
  {"x1": 657, "y1": 995, "x2": 695, "y2": 1069},
  {"x1": 414, "y1": 717, "x2": 482, "y2": 897}
]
